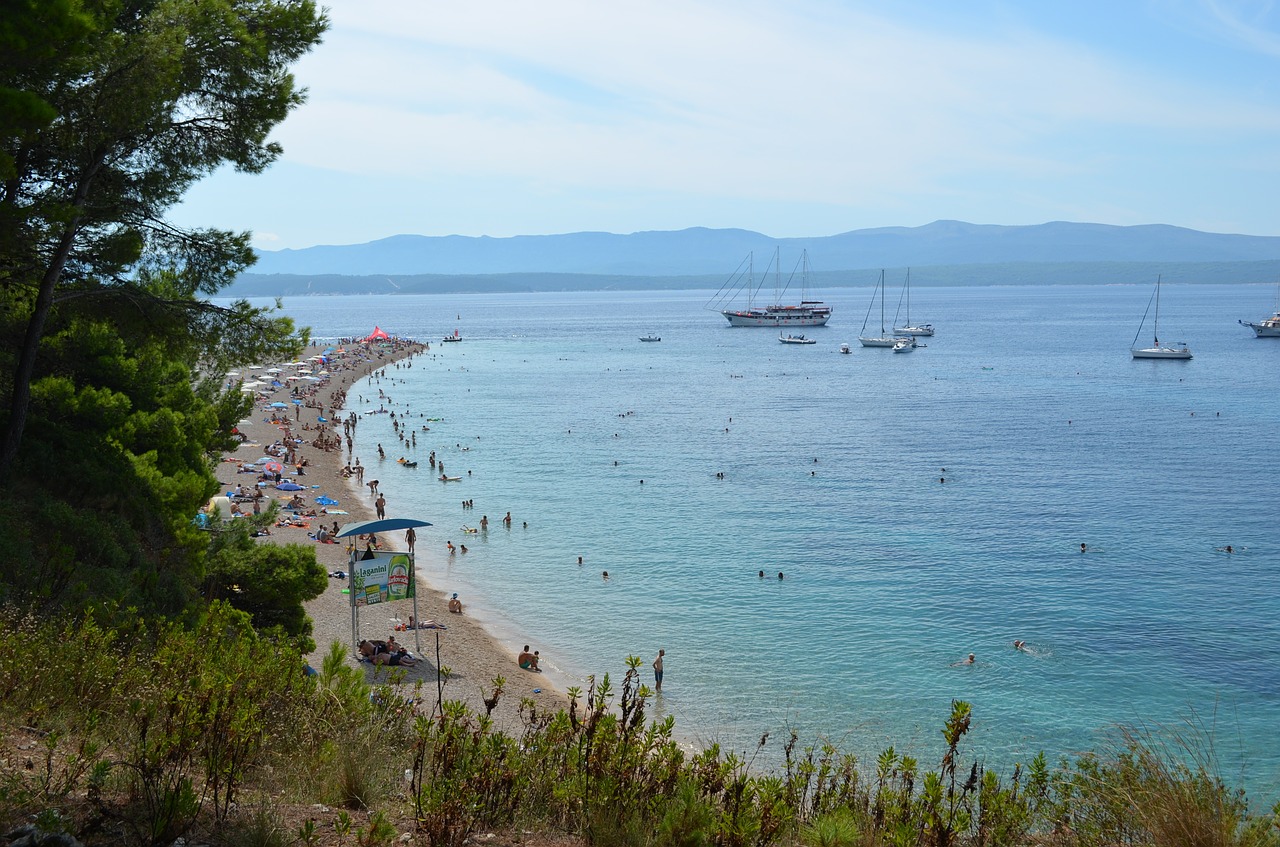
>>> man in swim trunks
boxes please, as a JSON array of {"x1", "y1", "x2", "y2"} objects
[
  {"x1": 653, "y1": 649, "x2": 665, "y2": 692},
  {"x1": 518, "y1": 645, "x2": 540, "y2": 671}
]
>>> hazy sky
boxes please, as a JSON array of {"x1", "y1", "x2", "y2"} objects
[{"x1": 172, "y1": 0, "x2": 1280, "y2": 250}]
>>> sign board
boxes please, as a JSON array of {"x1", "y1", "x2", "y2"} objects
[{"x1": 349, "y1": 550, "x2": 414, "y2": 606}]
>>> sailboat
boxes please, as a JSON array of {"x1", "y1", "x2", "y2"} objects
[
  {"x1": 893, "y1": 268, "x2": 934, "y2": 336},
  {"x1": 710, "y1": 249, "x2": 833, "y2": 327},
  {"x1": 1131, "y1": 276, "x2": 1192, "y2": 360},
  {"x1": 858, "y1": 270, "x2": 897, "y2": 348}
]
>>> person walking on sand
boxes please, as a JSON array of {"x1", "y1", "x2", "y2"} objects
[
  {"x1": 405, "y1": 526, "x2": 416, "y2": 552},
  {"x1": 653, "y1": 649, "x2": 665, "y2": 692},
  {"x1": 375, "y1": 493, "x2": 386, "y2": 519}
]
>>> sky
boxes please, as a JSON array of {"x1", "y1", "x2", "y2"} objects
[{"x1": 171, "y1": 0, "x2": 1280, "y2": 251}]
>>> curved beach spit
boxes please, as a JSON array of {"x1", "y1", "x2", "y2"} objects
[{"x1": 214, "y1": 338, "x2": 566, "y2": 731}]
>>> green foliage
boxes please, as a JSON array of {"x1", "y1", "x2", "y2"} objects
[
  {"x1": 203, "y1": 521, "x2": 327, "y2": 648},
  {"x1": 801, "y1": 808, "x2": 863, "y2": 847},
  {"x1": 0, "y1": 0, "x2": 322, "y2": 639},
  {"x1": 2, "y1": 624, "x2": 1278, "y2": 847}
]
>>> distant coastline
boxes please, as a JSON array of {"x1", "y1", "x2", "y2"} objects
[{"x1": 228, "y1": 259, "x2": 1280, "y2": 298}]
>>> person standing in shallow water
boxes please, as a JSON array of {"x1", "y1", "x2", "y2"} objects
[{"x1": 653, "y1": 649, "x2": 665, "y2": 692}]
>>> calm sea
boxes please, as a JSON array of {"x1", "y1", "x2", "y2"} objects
[{"x1": 245, "y1": 283, "x2": 1279, "y2": 793}]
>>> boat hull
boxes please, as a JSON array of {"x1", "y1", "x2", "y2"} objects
[
  {"x1": 894, "y1": 325, "x2": 934, "y2": 337},
  {"x1": 858, "y1": 336, "x2": 896, "y2": 348},
  {"x1": 1240, "y1": 317, "x2": 1280, "y2": 337},
  {"x1": 1132, "y1": 346, "x2": 1192, "y2": 359},
  {"x1": 723, "y1": 309, "x2": 831, "y2": 327}
]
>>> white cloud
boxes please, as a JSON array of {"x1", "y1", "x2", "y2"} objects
[{"x1": 186, "y1": 0, "x2": 1280, "y2": 243}]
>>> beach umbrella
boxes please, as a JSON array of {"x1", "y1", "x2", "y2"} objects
[
  {"x1": 269, "y1": 401, "x2": 288, "y2": 408},
  {"x1": 266, "y1": 367, "x2": 282, "y2": 374},
  {"x1": 225, "y1": 371, "x2": 239, "y2": 377},
  {"x1": 248, "y1": 364, "x2": 262, "y2": 369},
  {"x1": 276, "y1": 481, "x2": 304, "y2": 491},
  {"x1": 264, "y1": 461, "x2": 284, "y2": 473},
  {"x1": 317, "y1": 416, "x2": 327, "y2": 423},
  {"x1": 291, "y1": 398, "x2": 303, "y2": 404},
  {"x1": 238, "y1": 385, "x2": 257, "y2": 392}
]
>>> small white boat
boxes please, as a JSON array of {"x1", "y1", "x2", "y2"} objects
[
  {"x1": 1131, "y1": 276, "x2": 1192, "y2": 360},
  {"x1": 839, "y1": 343, "x2": 851, "y2": 354},
  {"x1": 892, "y1": 337, "x2": 916, "y2": 353},
  {"x1": 639, "y1": 335, "x2": 661, "y2": 342},
  {"x1": 779, "y1": 333, "x2": 816, "y2": 344}
]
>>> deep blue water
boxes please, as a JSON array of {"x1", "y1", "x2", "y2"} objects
[{"x1": 247, "y1": 284, "x2": 1279, "y2": 792}]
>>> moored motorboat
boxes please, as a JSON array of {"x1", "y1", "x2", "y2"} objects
[
  {"x1": 892, "y1": 337, "x2": 916, "y2": 353},
  {"x1": 639, "y1": 335, "x2": 661, "y2": 342},
  {"x1": 779, "y1": 333, "x2": 816, "y2": 344},
  {"x1": 442, "y1": 329, "x2": 462, "y2": 342},
  {"x1": 1239, "y1": 311, "x2": 1280, "y2": 337},
  {"x1": 840, "y1": 343, "x2": 851, "y2": 354}
]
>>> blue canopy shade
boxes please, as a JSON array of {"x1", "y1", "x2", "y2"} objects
[
  {"x1": 336, "y1": 517, "x2": 433, "y2": 537},
  {"x1": 275, "y1": 481, "x2": 304, "y2": 491}
]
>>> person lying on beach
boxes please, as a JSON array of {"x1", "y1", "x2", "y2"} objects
[{"x1": 358, "y1": 639, "x2": 416, "y2": 667}]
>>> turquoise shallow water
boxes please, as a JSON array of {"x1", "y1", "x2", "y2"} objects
[{"x1": 251, "y1": 284, "x2": 1279, "y2": 792}]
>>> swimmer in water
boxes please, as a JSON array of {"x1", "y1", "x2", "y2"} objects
[
  {"x1": 952, "y1": 653, "x2": 976, "y2": 666},
  {"x1": 602, "y1": 570, "x2": 609, "y2": 580},
  {"x1": 1080, "y1": 543, "x2": 1087, "y2": 553},
  {"x1": 1013, "y1": 640, "x2": 1027, "y2": 651}
]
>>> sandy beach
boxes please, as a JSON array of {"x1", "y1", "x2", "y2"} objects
[{"x1": 215, "y1": 337, "x2": 567, "y2": 730}]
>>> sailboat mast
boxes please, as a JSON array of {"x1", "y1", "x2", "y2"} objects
[
  {"x1": 880, "y1": 270, "x2": 886, "y2": 332},
  {"x1": 774, "y1": 246, "x2": 781, "y2": 305},
  {"x1": 1153, "y1": 274, "x2": 1161, "y2": 345},
  {"x1": 905, "y1": 268, "x2": 911, "y2": 326}
]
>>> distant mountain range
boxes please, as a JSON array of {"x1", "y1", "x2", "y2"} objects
[{"x1": 228, "y1": 221, "x2": 1280, "y2": 296}]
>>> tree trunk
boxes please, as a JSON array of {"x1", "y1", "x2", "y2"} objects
[{"x1": 0, "y1": 220, "x2": 80, "y2": 481}]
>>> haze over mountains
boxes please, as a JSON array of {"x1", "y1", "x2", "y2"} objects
[{"x1": 229, "y1": 220, "x2": 1280, "y2": 296}]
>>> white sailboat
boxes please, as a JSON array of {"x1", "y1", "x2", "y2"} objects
[
  {"x1": 1131, "y1": 276, "x2": 1192, "y2": 360},
  {"x1": 893, "y1": 268, "x2": 934, "y2": 337},
  {"x1": 858, "y1": 270, "x2": 897, "y2": 348}
]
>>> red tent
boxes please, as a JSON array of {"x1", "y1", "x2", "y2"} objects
[{"x1": 363, "y1": 326, "x2": 390, "y2": 342}]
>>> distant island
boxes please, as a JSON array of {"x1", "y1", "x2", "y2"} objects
[{"x1": 228, "y1": 220, "x2": 1280, "y2": 297}]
